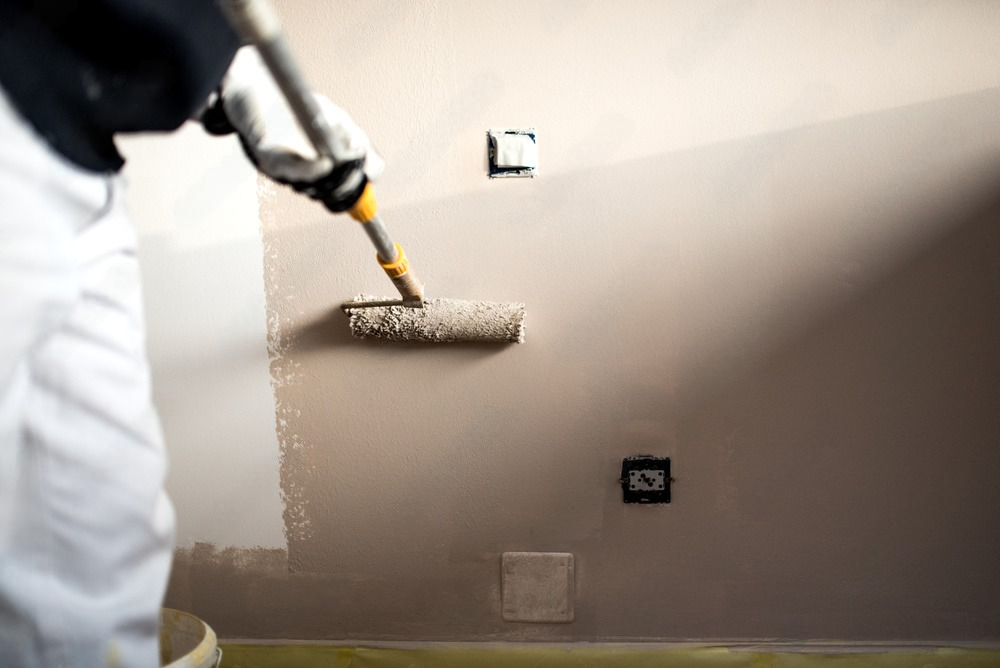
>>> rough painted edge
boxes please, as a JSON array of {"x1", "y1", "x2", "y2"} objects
[
  {"x1": 256, "y1": 175, "x2": 312, "y2": 548},
  {"x1": 218, "y1": 643, "x2": 1000, "y2": 668}
]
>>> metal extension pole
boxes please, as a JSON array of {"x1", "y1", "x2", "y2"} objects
[{"x1": 219, "y1": 0, "x2": 424, "y2": 306}]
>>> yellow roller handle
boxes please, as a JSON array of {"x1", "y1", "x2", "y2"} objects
[
  {"x1": 345, "y1": 183, "x2": 425, "y2": 306},
  {"x1": 379, "y1": 243, "x2": 409, "y2": 277},
  {"x1": 381, "y1": 243, "x2": 424, "y2": 306},
  {"x1": 348, "y1": 183, "x2": 378, "y2": 223}
]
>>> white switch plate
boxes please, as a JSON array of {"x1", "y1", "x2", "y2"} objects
[
  {"x1": 488, "y1": 128, "x2": 537, "y2": 178},
  {"x1": 501, "y1": 552, "x2": 574, "y2": 623}
]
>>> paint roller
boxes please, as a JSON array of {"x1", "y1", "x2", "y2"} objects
[{"x1": 220, "y1": 0, "x2": 525, "y2": 344}]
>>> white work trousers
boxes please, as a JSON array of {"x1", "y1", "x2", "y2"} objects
[{"x1": 0, "y1": 89, "x2": 174, "y2": 667}]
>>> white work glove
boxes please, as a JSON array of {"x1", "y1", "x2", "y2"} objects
[{"x1": 207, "y1": 46, "x2": 384, "y2": 212}]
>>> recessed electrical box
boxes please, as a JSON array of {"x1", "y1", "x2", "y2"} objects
[
  {"x1": 488, "y1": 128, "x2": 537, "y2": 178},
  {"x1": 620, "y1": 456, "x2": 671, "y2": 504}
]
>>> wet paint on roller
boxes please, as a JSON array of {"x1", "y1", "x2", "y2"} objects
[{"x1": 344, "y1": 295, "x2": 526, "y2": 343}]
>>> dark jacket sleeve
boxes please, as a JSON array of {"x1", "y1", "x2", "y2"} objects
[{"x1": 0, "y1": 0, "x2": 242, "y2": 172}]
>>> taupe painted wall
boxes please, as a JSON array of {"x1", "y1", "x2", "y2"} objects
[{"x1": 167, "y1": 0, "x2": 1000, "y2": 641}]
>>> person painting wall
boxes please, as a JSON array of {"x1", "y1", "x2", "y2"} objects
[{"x1": 0, "y1": 1, "x2": 381, "y2": 665}]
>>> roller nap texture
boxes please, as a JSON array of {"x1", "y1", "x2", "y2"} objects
[{"x1": 345, "y1": 296, "x2": 525, "y2": 343}]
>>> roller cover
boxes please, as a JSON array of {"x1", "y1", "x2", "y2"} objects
[{"x1": 345, "y1": 296, "x2": 525, "y2": 343}]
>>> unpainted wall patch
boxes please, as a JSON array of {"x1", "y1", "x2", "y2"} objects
[{"x1": 501, "y1": 552, "x2": 574, "y2": 623}]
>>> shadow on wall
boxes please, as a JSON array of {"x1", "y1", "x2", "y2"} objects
[
  {"x1": 167, "y1": 87, "x2": 1000, "y2": 641},
  {"x1": 658, "y1": 193, "x2": 1000, "y2": 640}
]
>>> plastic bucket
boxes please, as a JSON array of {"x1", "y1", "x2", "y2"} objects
[{"x1": 160, "y1": 608, "x2": 222, "y2": 668}]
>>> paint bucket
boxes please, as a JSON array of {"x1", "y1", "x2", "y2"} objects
[{"x1": 160, "y1": 608, "x2": 222, "y2": 668}]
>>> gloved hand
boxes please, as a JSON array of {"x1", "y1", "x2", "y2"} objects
[{"x1": 204, "y1": 46, "x2": 384, "y2": 212}]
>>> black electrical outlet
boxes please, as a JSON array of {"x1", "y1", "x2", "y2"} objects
[{"x1": 620, "y1": 456, "x2": 671, "y2": 504}]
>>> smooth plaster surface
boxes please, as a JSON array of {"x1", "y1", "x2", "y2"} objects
[
  {"x1": 165, "y1": 0, "x2": 1000, "y2": 642},
  {"x1": 122, "y1": 127, "x2": 285, "y2": 549}
]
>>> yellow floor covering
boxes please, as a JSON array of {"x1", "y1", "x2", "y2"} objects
[{"x1": 219, "y1": 644, "x2": 1000, "y2": 668}]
